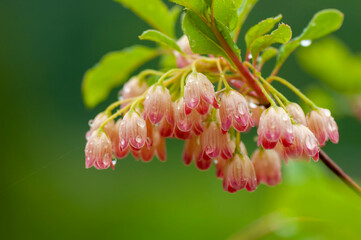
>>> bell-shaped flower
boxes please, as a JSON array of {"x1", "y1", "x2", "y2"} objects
[
  {"x1": 306, "y1": 108, "x2": 339, "y2": 146},
  {"x1": 184, "y1": 73, "x2": 218, "y2": 114},
  {"x1": 257, "y1": 106, "x2": 294, "y2": 149},
  {"x1": 143, "y1": 85, "x2": 174, "y2": 125},
  {"x1": 119, "y1": 111, "x2": 148, "y2": 150},
  {"x1": 277, "y1": 124, "x2": 320, "y2": 162},
  {"x1": 251, "y1": 149, "x2": 282, "y2": 186},
  {"x1": 85, "y1": 130, "x2": 113, "y2": 170},
  {"x1": 223, "y1": 154, "x2": 258, "y2": 193},
  {"x1": 219, "y1": 90, "x2": 254, "y2": 133}
]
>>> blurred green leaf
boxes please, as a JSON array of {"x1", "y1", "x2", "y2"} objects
[
  {"x1": 82, "y1": 46, "x2": 158, "y2": 108},
  {"x1": 276, "y1": 9, "x2": 344, "y2": 68},
  {"x1": 139, "y1": 29, "x2": 183, "y2": 53},
  {"x1": 297, "y1": 37, "x2": 361, "y2": 94},
  {"x1": 212, "y1": 0, "x2": 238, "y2": 30},
  {"x1": 115, "y1": 0, "x2": 177, "y2": 37},
  {"x1": 259, "y1": 47, "x2": 278, "y2": 66},
  {"x1": 169, "y1": 0, "x2": 209, "y2": 16},
  {"x1": 250, "y1": 23, "x2": 292, "y2": 59},
  {"x1": 182, "y1": 10, "x2": 240, "y2": 61},
  {"x1": 245, "y1": 14, "x2": 282, "y2": 49}
]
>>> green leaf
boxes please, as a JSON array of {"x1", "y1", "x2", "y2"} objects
[
  {"x1": 82, "y1": 46, "x2": 158, "y2": 108},
  {"x1": 115, "y1": 0, "x2": 177, "y2": 37},
  {"x1": 169, "y1": 0, "x2": 209, "y2": 16},
  {"x1": 182, "y1": 10, "x2": 240, "y2": 61},
  {"x1": 139, "y1": 29, "x2": 183, "y2": 53},
  {"x1": 296, "y1": 37, "x2": 361, "y2": 94},
  {"x1": 250, "y1": 23, "x2": 292, "y2": 59},
  {"x1": 234, "y1": 0, "x2": 258, "y2": 34},
  {"x1": 212, "y1": 0, "x2": 238, "y2": 30},
  {"x1": 276, "y1": 9, "x2": 344, "y2": 68},
  {"x1": 258, "y1": 47, "x2": 278, "y2": 65},
  {"x1": 245, "y1": 14, "x2": 282, "y2": 48}
]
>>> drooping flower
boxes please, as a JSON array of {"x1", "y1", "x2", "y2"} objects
[
  {"x1": 184, "y1": 73, "x2": 219, "y2": 114},
  {"x1": 140, "y1": 120, "x2": 166, "y2": 162},
  {"x1": 86, "y1": 112, "x2": 114, "y2": 140},
  {"x1": 219, "y1": 90, "x2": 254, "y2": 133},
  {"x1": 257, "y1": 106, "x2": 294, "y2": 149},
  {"x1": 174, "y1": 97, "x2": 203, "y2": 136},
  {"x1": 119, "y1": 77, "x2": 148, "y2": 106},
  {"x1": 200, "y1": 122, "x2": 223, "y2": 159},
  {"x1": 182, "y1": 135, "x2": 202, "y2": 166},
  {"x1": 113, "y1": 120, "x2": 129, "y2": 159},
  {"x1": 85, "y1": 130, "x2": 113, "y2": 170},
  {"x1": 286, "y1": 103, "x2": 306, "y2": 125},
  {"x1": 119, "y1": 111, "x2": 148, "y2": 150},
  {"x1": 306, "y1": 108, "x2": 339, "y2": 146},
  {"x1": 251, "y1": 149, "x2": 282, "y2": 186},
  {"x1": 143, "y1": 85, "x2": 174, "y2": 125},
  {"x1": 277, "y1": 124, "x2": 320, "y2": 162},
  {"x1": 223, "y1": 154, "x2": 258, "y2": 193}
]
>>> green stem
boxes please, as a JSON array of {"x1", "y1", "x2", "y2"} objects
[
  {"x1": 209, "y1": 23, "x2": 269, "y2": 104},
  {"x1": 267, "y1": 76, "x2": 317, "y2": 109}
]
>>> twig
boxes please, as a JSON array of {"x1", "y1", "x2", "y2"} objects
[{"x1": 319, "y1": 150, "x2": 361, "y2": 197}]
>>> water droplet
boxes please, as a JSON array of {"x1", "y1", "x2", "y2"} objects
[
  {"x1": 88, "y1": 120, "x2": 93, "y2": 127},
  {"x1": 135, "y1": 136, "x2": 143, "y2": 143},
  {"x1": 248, "y1": 54, "x2": 253, "y2": 60},
  {"x1": 112, "y1": 159, "x2": 117, "y2": 166},
  {"x1": 300, "y1": 40, "x2": 312, "y2": 47},
  {"x1": 137, "y1": 120, "x2": 145, "y2": 128}
]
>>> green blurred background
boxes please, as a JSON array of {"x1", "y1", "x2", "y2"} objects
[{"x1": 1, "y1": 0, "x2": 361, "y2": 239}]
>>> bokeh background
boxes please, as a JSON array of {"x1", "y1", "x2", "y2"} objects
[{"x1": 1, "y1": 0, "x2": 361, "y2": 239}]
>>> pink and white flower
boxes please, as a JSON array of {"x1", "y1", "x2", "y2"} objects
[
  {"x1": 251, "y1": 149, "x2": 282, "y2": 186},
  {"x1": 184, "y1": 73, "x2": 219, "y2": 114},
  {"x1": 306, "y1": 108, "x2": 339, "y2": 146},
  {"x1": 219, "y1": 90, "x2": 254, "y2": 133},
  {"x1": 143, "y1": 85, "x2": 174, "y2": 125},
  {"x1": 257, "y1": 106, "x2": 294, "y2": 149},
  {"x1": 277, "y1": 124, "x2": 320, "y2": 162},
  {"x1": 85, "y1": 130, "x2": 113, "y2": 170},
  {"x1": 119, "y1": 111, "x2": 148, "y2": 150},
  {"x1": 223, "y1": 154, "x2": 258, "y2": 193}
]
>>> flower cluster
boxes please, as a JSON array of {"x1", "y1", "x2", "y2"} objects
[{"x1": 85, "y1": 36, "x2": 339, "y2": 193}]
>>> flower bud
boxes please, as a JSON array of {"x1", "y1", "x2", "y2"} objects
[
  {"x1": 200, "y1": 122, "x2": 222, "y2": 158},
  {"x1": 306, "y1": 108, "x2": 339, "y2": 146}
]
